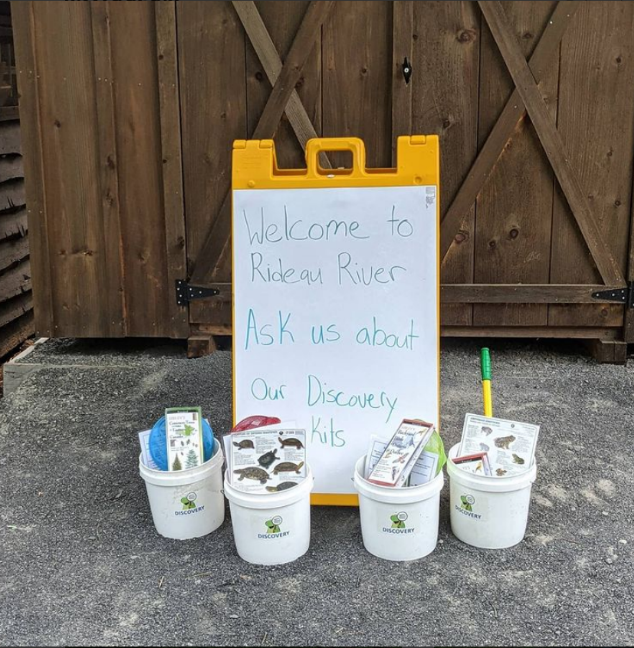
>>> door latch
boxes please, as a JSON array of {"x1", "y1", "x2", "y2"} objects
[{"x1": 402, "y1": 57, "x2": 412, "y2": 84}]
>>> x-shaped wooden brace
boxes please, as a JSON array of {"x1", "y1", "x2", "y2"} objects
[
  {"x1": 443, "y1": 1, "x2": 625, "y2": 288},
  {"x1": 189, "y1": 0, "x2": 334, "y2": 285}
]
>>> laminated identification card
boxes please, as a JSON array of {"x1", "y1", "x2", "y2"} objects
[
  {"x1": 165, "y1": 407, "x2": 204, "y2": 471},
  {"x1": 460, "y1": 413, "x2": 539, "y2": 477},
  {"x1": 224, "y1": 428, "x2": 307, "y2": 494}
]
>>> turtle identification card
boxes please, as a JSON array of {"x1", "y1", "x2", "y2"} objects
[
  {"x1": 224, "y1": 428, "x2": 307, "y2": 493},
  {"x1": 165, "y1": 407, "x2": 204, "y2": 471},
  {"x1": 459, "y1": 413, "x2": 539, "y2": 477},
  {"x1": 367, "y1": 419, "x2": 435, "y2": 487}
]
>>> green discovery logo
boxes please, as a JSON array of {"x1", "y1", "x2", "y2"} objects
[
  {"x1": 181, "y1": 492, "x2": 197, "y2": 511},
  {"x1": 460, "y1": 494, "x2": 475, "y2": 512},
  {"x1": 265, "y1": 515, "x2": 283, "y2": 534},
  {"x1": 390, "y1": 512, "x2": 408, "y2": 529}
]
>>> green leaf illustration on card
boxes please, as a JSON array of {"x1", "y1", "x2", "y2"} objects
[
  {"x1": 460, "y1": 495, "x2": 473, "y2": 512},
  {"x1": 183, "y1": 424, "x2": 195, "y2": 437}
]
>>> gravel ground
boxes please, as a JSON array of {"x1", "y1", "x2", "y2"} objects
[{"x1": 0, "y1": 338, "x2": 632, "y2": 646}]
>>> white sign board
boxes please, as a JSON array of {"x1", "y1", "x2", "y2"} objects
[{"x1": 232, "y1": 185, "x2": 438, "y2": 500}]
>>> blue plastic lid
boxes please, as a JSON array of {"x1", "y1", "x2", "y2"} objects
[{"x1": 149, "y1": 416, "x2": 215, "y2": 471}]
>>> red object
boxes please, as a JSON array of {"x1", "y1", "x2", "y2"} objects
[
  {"x1": 230, "y1": 415, "x2": 281, "y2": 432},
  {"x1": 452, "y1": 452, "x2": 487, "y2": 465}
]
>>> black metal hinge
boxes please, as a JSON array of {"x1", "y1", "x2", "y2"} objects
[
  {"x1": 175, "y1": 280, "x2": 220, "y2": 306},
  {"x1": 591, "y1": 282, "x2": 634, "y2": 309}
]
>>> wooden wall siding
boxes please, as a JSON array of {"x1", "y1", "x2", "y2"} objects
[
  {"x1": 0, "y1": 117, "x2": 31, "y2": 357},
  {"x1": 10, "y1": 0, "x2": 634, "y2": 345},
  {"x1": 1, "y1": 1, "x2": 18, "y2": 118},
  {"x1": 12, "y1": 1, "x2": 187, "y2": 339},
  {"x1": 0, "y1": 1, "x2": 32, "y2": 357}
]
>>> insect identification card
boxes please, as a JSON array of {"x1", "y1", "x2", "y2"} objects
[
  {"x1": 459, "y1": 413, "x2": 539, "y2": 477},
  {"x1": 224, "y1": 428, "x2": 307, "y2": 494},
  {"x1": 165, "y1": 407, "x2": 204, "y2": 471},
  {"x1": 367, "y1": 419, "x2": 435, "y2": 487}
]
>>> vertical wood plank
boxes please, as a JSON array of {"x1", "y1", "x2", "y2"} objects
[
  {"x1": 549, "y1": 1, "x2": 634, "y2": 327},
  {"x1": 11, "y1": 1, "x2": 53, "y2": 336},
  {"x1": 391, "y1": 0, "x2": 413, "y2": 165},
  {"x1": 155, "y1": 0, "x2": 189, "y2": 338},
  {"x1": 29, "y1": 1, "x2": 110, "y2": 337},
  {"x1": 178, "y1": 1, "x2": 246, "y2": 326},
  {"x1": 411, "y1": 1, "x2": 480, "y2": 326},
  {"x1": 474, "y1": 1, "x2": 559, "y2": 327},
  {"x1": 90, "y1": 1, "x2": 126, "y2": 336},
  {"x1": 323, "y1": 1, "x2": 393, "y2": 168},
  {"x1": 246, "y1": 1, "x2": 322, "y2": 169},
  {"x1": 108, "y1": 2, "x2": 172, "y2": 337}
]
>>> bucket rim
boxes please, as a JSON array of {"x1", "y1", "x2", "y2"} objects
[
  {"x1": 224, "y1": 467, "x2": 314, "y2": 510},
  {"x1": 447, "y1": 443, "x2": 537, "y2": 493},
  {"x1": 139, "y1": 438, "x2": 224, "y2": 487},
  {"x1": 353, "y1": 455, "x2": 444, "y2": 504}
]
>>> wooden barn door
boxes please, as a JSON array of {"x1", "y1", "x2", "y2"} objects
[
  {"x1": 12, "y1": 1, "x2": 189, "y2": 339},
  {"x1": 177, "y1": 0, "x2": 397, "y2": 353},
  {"x1": 178, "y1": 1, "x2": 634, "y2": 358},
  {"x1": 392, "y1": 0, "x2": 634, "y2": 359}
]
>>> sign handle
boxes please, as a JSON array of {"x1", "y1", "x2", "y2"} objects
[{"x1": 305, "y1": 137, "x2": 366, "y2": 177}]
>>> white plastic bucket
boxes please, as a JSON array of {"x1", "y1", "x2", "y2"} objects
[
  {"x1": 447, "y1": 443, "x2": 537, "y2": 549},
  {"x1": 139, "y1": 440, "x2": 225, "y2": 540},
  {"x1": 224, "y1": 468, "x2": 314, "y2": 565},
  {"x1": 353, "y1": 456, "x2": 444, "y2": 561}
]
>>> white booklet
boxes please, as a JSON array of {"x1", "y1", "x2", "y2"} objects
[
  {"x1": 459, "y1": 413, "x2": 539, "y2": 477},
  {"x1": 366, "y1": 435, "x2": 438, "y2": 487},
  {"x1": 367, "y1": 420, "x2": 435, "y2": 487},
  {"x1": 138, "y1": 429, "x2": 159, "y2": 470},
  {"x1": 223, "y1": 426, "x2": 306, "y2": 493}
]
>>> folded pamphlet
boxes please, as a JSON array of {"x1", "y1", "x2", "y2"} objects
[
  {"x1": 452, "y1": 451, "x2": 492, "y2": 476},
  {"x1": 366, "y1": 432, "x2": 440, "y2": 487},
  {"x1": 367, "y1": 419, "x2": 435, "y2": 487},
  {"x1": 165, "y1": 407, "x2": 204, "y2": 471}
]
